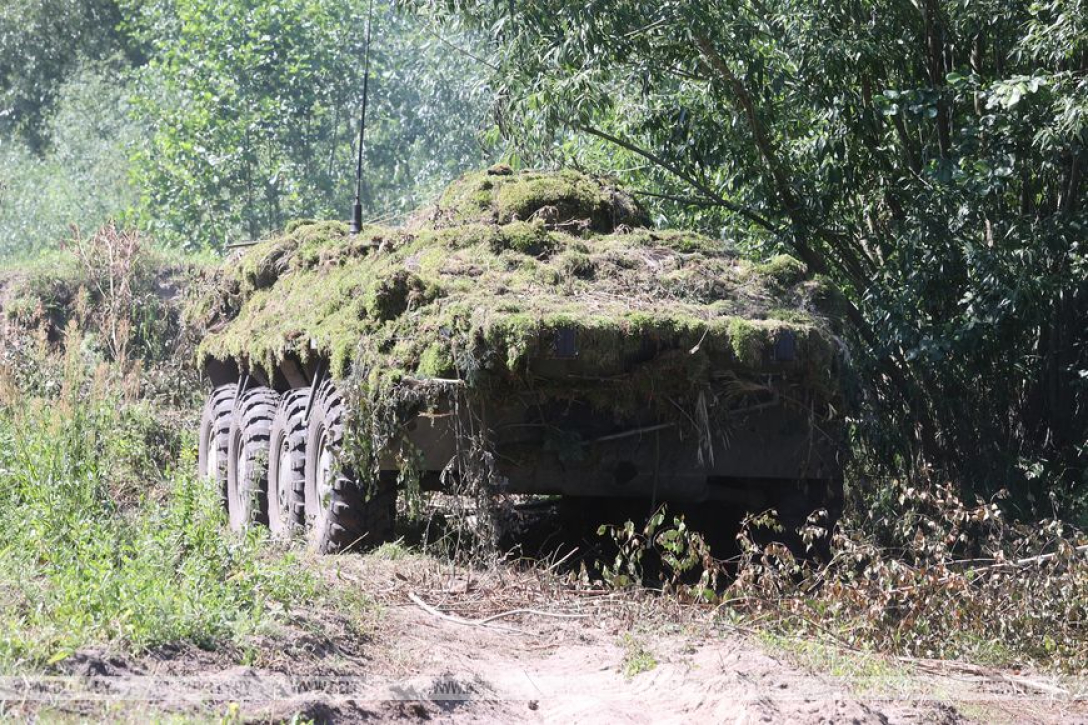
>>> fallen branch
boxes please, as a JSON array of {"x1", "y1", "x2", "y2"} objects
[
  {"x1": 409, "y1": 592, "x2": 526, "y2": 634},
  {"x1": 406, "y1": 377, "x2": 465, "y2": 387},
  {"x1": 545, "y1": 547, "x2": 580, "y2": 574},
  {"x1": 961, "y1": 543, "x2": 1088, "y2": 571},
  {"x1": 476, "y1": 608, "x2": 589, "y2": 625},
  {"x1": 896, "y1": 656, "x2": 1073, "y2": 697},
  {"x1": 592, "y1": 423, "x2": 674, "y2": 444},
  {"x1": 888, "y1": 543, "x2": 1088, "y2": 595},
  {"x1": 407, "y1": 592, "x2": 587, "y2": 634}
]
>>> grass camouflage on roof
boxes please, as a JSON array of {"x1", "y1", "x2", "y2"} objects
[{"x1": 186, "y1": 168, "x2": 847, "y2": 420}]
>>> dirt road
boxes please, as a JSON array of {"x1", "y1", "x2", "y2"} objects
[{"x1": 10, "y1": 552, "x2": 1085, "y2": 724}]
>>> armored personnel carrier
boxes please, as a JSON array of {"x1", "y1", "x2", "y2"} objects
[{"x1": 192, "y1": 167, "x2": 847, "y2": 553}]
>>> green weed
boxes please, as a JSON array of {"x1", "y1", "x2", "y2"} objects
[
  {"x1": 370, "y1": 539, "x2": 413, "y2": 561},
  {"x1": 619, "y1": 634, "x2": 657, "y2": 678},
  {"x1": 0, "y1": 366, "x2": 312, "y2": 673}
]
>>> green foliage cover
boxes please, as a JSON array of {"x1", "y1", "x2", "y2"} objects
[{"x1": 190, "y1": 171, "x2": 842, "y2": 401}]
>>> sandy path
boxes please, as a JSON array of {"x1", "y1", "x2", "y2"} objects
[
  {"x1": 239, "y1": 556, "x2": 1084, "y2": 725},
  {"x1": 12, "y1": 554, "x2": 1086, "y2": 724}
]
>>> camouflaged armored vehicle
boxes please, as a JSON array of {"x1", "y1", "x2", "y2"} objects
[{"x1": 192, "y1": 167, "x2": 847, "y2": 553}]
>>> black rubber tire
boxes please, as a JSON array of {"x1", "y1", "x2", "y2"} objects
[
  {"x1": 304, "y1": 378, "x2": 396, "y2": 553},
  {"x1": 266, "y1": 388, "x2": 308, "y2": 539},
  {"x1": 226, "y1": 386, "x2": 281, "y2": 532},
  {"x1": 197, "y1": 384, "x2": 237, "y2": 507}
]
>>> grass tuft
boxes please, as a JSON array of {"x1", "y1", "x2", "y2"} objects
[{"x1": 619, "y1": 634, "x2": 657, "y2": 678}]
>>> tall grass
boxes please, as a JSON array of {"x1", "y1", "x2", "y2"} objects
[{"x1": 0, "y1": 348, "x2": 311, "y2": 672}]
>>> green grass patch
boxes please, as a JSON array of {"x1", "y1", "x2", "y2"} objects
[
  {"x1": 368, "y1": 539, "x2": 414, "y2": 561},
  {"x1": 619, "y1": 634, "x2": 657, "y2": 678},
  {"x1": 757, "y1": 631, "x2": 912, "y2": 693},
  {"x1": 0, "y1": 380, "x2": 314, "y2": 673}
]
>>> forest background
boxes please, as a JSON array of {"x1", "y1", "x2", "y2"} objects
[
  {"x1": 0, "y1": 0, "x2": 1086, "y2": 677},
  {"x1": 1, "y1": 0, "x2": 1085, "y2": 541}
]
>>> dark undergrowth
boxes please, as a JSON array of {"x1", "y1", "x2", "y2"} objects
[
  {"x1": 580, "y1": 486, "x2": 1088, "y2": 674},
  {"x1": 724, "y1": 481, "x2": 1088, "y2": 674}
]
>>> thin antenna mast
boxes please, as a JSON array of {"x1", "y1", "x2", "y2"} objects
[{"x1": 350, "y1": 0, "x2": 376, "y2": 235}]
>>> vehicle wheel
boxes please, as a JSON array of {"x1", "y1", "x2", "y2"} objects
[
  {"x1": 267, "y1": 389, "x2": 308, "y2": 539},
  {"x1": 197, "y1": 383, "x2": 237, "y2": 507},
  {"x1": 226, "y1": 386, "x2": 281, "y2": 532},
  {"x1": 304, "y1": 378, "x2": 395, "y2": 553}
]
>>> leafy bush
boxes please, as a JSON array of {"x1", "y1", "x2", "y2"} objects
[
  {"x1": 0, "y1": 336, "x2": 311, "y2": 672},
  {"x1": 0, "y1": 0, "x2": 134, "y2": 148},
  {"x1": 727, "y1": 482, "x2": 1088, "y2": 673},
  {"x1": 126, "y1": 0, "x2": 495, "y2": 248},
  {"x1": 597, "y1": 505, "x2": 718, "y2": 598},
  {"x1": 0, "y1": 61, "x2": 143, "y2": 259},
  {"x1": 418, "y1": 0, "x2": 1088, "y2": 515}
]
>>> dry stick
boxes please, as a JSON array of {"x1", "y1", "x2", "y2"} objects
[
  {"x1": 475, "y1": 608, "x2": 589, "y2": 625},
  {"x1": 545, "y1": 547, "x2": 580, "y2": 574},
  {"x1": 408, "y1": 592, "x2": 587, "y2": 635},
  {"x1": 933, "y1": 548, "x2": 1065, "y2": 573},
  {"x1": 897, "y1": 655, "x2": 1073, "y2": 698},
  {"x1": 970, "y1": 543, "x2": 1088, "y2": 570},
  {"x1": 405, "y1": 377, "x2": 465, "y2": 387},
  {"x1": 408, "y1": 592, "x2": 528, "y2": 635},
  {"x1": 593, "y1": 423, "x2": 674, "y2": 444},
  {"x1": 889, "y1": 543, "x2": 1088, "y2": 594}
]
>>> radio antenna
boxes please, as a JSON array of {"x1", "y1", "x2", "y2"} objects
[{"x1": 350, "y1": 0, "x2": 376, "y2": 235}]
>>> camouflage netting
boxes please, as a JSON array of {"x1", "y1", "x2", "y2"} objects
[
  {"x1": 411, "y1": 166, "x2": 650, "y2": 232},
  {"x1": 187, "y1": 167, "x2": 851, "y2": 542}
]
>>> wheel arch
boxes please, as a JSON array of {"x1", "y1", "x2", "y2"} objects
[{"x1": 202, "y1": 352, "x2": 328, "y2": 394}]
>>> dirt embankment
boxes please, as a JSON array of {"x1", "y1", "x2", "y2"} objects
[{"x1": 10, "y1": 552, "x2": 1083, "y2": 725}]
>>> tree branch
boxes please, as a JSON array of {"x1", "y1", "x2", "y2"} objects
[
  {"x1": 922, "y1": 0, "x2": 952, "y2": 158},
  {"x1": 693, "y1": 33, "x2": 877, "y2": 282},
  {"x1": 693, "y1": 34, "x2": 803, "y2": 220},
  {"x1": 632, "y1": 189, "x2": 733, "y2": 208},
  {"x1": 693, "y1": 32, "x2": 940, "y2": 456},
  {"x1": 420, "y1": 26, "x2": 499, "y2": 72},
  {"x1": 578, "y1": 123, "x2": 778, "y2": 232}
]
